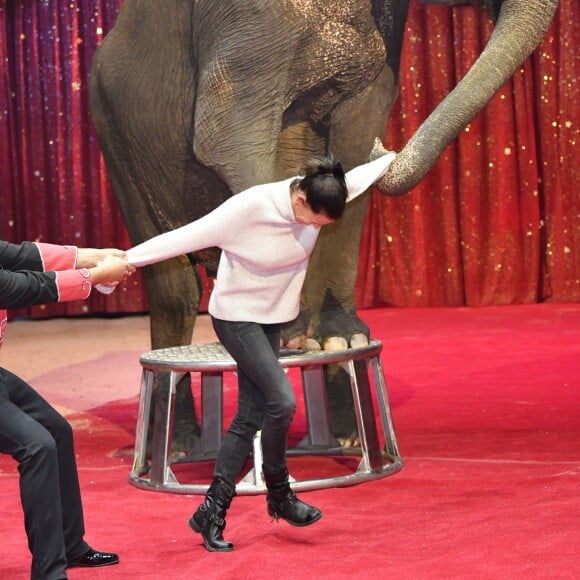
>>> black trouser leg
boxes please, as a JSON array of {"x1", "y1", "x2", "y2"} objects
[
  {"x1": 210, "y1": 319, "x2": 296, "y2": 486},
  {"x1": 0, "y1": 368, "x2": 88, "y2": 580}
]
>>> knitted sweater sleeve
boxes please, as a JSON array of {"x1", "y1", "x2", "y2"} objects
[
  {"x1": 126, "y1": 196, "x2": 242, "y2": 267},
  {"x1": 345, "y1": 152, "x2": 396, "y2": 201}
]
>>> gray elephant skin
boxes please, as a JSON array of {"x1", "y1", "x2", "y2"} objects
[{"x1": 89, "y1": 0, "x2": 558, "y2": 450}]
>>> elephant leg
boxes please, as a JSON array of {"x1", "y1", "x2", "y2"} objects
[
  {"x1": 90, "y1": 4, "x2": 232, "y2": 456},
  {"x1": 324, "y1": 364, "x2": 361, "y2": 446},
  {"x1": 143, "y1": 258, "x2": 202, "y2": 456},
  {"x1": 304, "y1": 65, "x2": 396, "y2": 442},
  {"x1": 304, "y1": 64, "x2": 397, "y2": 352},
  {"x1": 151, "y1": 372, "x2": 200, "y2": 459},
  {"x1": 306, "y1": 207, "x2": 369, "y2": 444},
  {"x1": 304, "y1": 195, "x2": 372, "y2": 351},
  {"x1": 278, "y1": 122, "x2": 327, "y2": 348}
]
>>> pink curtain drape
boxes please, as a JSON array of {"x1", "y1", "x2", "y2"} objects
[{"x1": 1, "y1": 1, "x2": 578, "y2": 319}]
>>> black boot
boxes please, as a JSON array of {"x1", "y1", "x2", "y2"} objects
[
  {"x1": 263, "y1": 467, "x2": 322, "y2": 527},
  {"x1": 188, "y1": 478, "x2": 235, "y2": 552}
]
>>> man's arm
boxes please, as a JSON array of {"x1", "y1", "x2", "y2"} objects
[
  {"x1": 0, "y1": 240, "x2": 131, "y2": 308},
  {"x1": 0, "y1": 240, "x2": 48, "y2": 271}
]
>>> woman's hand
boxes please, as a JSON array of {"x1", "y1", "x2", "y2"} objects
[
  {"x1": 88, "y1": 254, "x2": 135, "y2": 286},
  {"x1": 77, "y1": 247, "x2": 127, "y2": 268}
]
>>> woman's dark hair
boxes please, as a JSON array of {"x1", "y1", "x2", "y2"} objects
[{"x1": 294, "y1": 155, "x2": 347, "y2": 220}]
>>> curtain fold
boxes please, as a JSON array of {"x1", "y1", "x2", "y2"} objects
[
  {"x1": 356, "y1": 0, "x2": 578, "y2": 307},
  {"x1": 0, "y1": 1, "x2": 578, "y2": 318},
  {"x1": 1, "y1": 0, "x2": 145, "y2": 318}
]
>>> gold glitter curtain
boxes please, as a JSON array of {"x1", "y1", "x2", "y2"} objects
[
  {"x1": 0, "y1": 0, "x2": 145, "y2": 317},
  {"x1": 356, "y1": 1, "x2": 579, "y2": 307},
  {"x1": 1, "y1": 1, "x2": 578, "y2": 318}
]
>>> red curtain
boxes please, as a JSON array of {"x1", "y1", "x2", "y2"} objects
[
  {"x1": 0, "y1": 0, "x2": 144, "y2": 318},
  {"x1": 357, "y1": 1, "x2": 579, "y2": 307},
  {"x1": 1, "y1": 1, "x2": 578, "y2": 319}
]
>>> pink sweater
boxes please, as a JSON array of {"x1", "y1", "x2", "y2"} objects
[{"x1": 127, "y1": 153, "x2": 396, "y2": 324}]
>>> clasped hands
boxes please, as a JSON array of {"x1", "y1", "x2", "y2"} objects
[{"x1": 76, "y1": 248, "x2": 136, "y2": 288}]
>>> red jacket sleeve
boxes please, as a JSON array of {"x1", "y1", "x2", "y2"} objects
[
  {"x1": 36, "y1": 242, "x2": 92, "y2": 302},
  {"x1": 0, "y1": 241, "x2": 94, "y2": 350},
  {"x1": 35, "y1": 242, "x2": 78, "y2": 271},
  {"x1": 0, "y1": 240, "x2": 92, "y2": 309}
]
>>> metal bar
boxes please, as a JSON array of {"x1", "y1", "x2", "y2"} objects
[
  {"x1": 300, "y1": 365, "x2": 333, "y2": 447},
  {"x1": 200, "y1": 371, "x2": 224, "y2": 455},
  {"x1": 149, "y1": 370, "x2": 177, "y2": 485},
  {"x1": 351, "y1": 358, "x2": 383, "y2": 471},
  {"x1": 370, "y1": 356, "x2": 400, "y2": 457},
  {"x1": 131, "y1": 369, "x2": 154, "y2": 476}
]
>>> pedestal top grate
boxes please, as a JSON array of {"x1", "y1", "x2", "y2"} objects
[{"x1": 140, "y1": 340, "x2": 383, "y2": 372}]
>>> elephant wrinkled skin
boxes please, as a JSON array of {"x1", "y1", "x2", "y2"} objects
[{"x1": 90, "y1": 0, "x2": 558, "y2": 450}]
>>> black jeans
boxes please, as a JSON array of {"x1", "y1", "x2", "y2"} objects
[
  {"x1": 211, "y1": 318, "x2": 296, "y2": 487},
  {"x1": 0, "y1": 367, "x2": 89, "y2": 580}
]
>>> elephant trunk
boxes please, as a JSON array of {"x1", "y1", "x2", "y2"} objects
[{"x1": 375, "y1": 0, "x2": 559, "y2": 196}]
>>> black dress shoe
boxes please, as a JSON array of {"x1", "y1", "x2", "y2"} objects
[{"x1": 68, "y1": 548, "x2": 120, "y2": 568}]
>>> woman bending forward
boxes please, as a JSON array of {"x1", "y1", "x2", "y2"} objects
[{"x1": 126, "y1": 151, "x2": 396, "y2": 552}]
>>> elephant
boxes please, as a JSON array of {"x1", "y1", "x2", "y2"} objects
[{"x1": 89, "y1": 0, "x2": 558, "y2": 452}]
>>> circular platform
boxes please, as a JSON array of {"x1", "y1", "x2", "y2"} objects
[{"x1": 130, "y1": 340, "x2": 403, "y2": 495}]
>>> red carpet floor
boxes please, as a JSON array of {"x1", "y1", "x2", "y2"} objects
[{"x1": 1, "y1": 304, "x2": 578, "y2": 579}]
